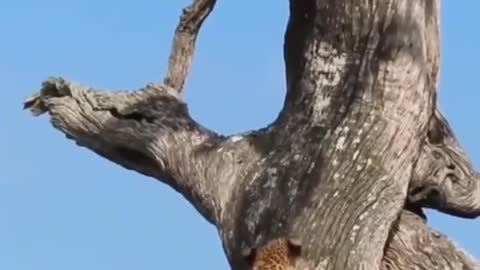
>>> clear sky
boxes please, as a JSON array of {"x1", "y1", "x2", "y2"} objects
[{"x1": 1, "y1": 1, "x2": 479, "y2": 269}]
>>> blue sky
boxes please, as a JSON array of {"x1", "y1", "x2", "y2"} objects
[{"x1": 1, "y1": 1, "x2": 479, "y2": 269}]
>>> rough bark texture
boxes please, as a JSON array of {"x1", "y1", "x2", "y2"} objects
[
  {"x1": 409, "y1": 108, "x2": 480, "y2": 218},
  {"x1": 382, "y1": 209, "x2": 480, "y2": 270},
  {"x1": 24, "y1": 0, "x2": 479, "y2": 270}
]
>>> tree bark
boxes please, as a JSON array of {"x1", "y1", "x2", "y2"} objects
[
  {"x1": 23, "y1": 0, "x2": 479, "y2": 269},
  {"x1": 409, "y1": 108, "x2": 480, "y2": 218}
]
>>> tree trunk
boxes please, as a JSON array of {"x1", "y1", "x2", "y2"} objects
[{"x1": 23, "y1": 0, "x2": 479, "y2": 269}]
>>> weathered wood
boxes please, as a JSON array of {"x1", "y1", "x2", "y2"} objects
[
  {"x1": 163, "y1": 0, "x2": 217, "y2": 92},
  {"x1": 253, "y1": 1, "x2": 435, "y2": 269},
  {"x1": 23, "y1": 0, "x2": 479, "y2": 269},
  {"x1": 409, "y1": 108, "x2": 480, "y2": 218},
  {"x1": 383, "y1": 209, "x2": 480, "y2": 270}
]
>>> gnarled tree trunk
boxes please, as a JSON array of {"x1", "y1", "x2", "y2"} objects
[{"x1": 24, "y1": 0, "x2": 479, "y2": 269}]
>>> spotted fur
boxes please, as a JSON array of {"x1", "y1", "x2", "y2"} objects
[{"x1": 248, "y1": 238, "x2": 301, "y2": 270}]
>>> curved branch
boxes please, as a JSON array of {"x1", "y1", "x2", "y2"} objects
[
  {"x1": 406, "y1": 0, "x2": 479, "y2": 219},
  {"x1": 409, "y1": 108, "x2": 480, "y2": 218},
  {"x1": 163, "y1": 0, "x2": 217, "y2": 92},
  {"x1": 23, "y1": 77, "x2": 260, "y2": 225}
]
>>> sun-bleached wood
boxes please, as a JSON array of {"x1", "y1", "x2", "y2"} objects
[{"x1": 24, "y1": 0, "x2": 479, "y2": 269}]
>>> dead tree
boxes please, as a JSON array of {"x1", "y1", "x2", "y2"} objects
[{"x1": 24, "y1": 0, "x2": 480, "y2": 269}]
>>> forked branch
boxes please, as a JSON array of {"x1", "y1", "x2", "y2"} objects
[{"x1": 22, "y1": 0, "x2": 238, "y2": 224}]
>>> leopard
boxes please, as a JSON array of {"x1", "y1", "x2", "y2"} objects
[{"x1": 244, "y1": 238, "x2": 302, "y2": 270}]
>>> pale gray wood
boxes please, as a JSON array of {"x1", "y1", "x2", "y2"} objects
[
  {"x1": 23, "y1": 0, "x2": 479, "y2": 269},
  {"x1": 410, "y1": 108, "x2": 480, "y2": 218}
]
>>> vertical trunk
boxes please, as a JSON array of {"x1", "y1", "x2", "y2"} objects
[{"x1": 219, "y1": 1, "x2": 437, "y2": 269}]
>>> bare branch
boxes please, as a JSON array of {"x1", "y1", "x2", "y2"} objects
[
  {"x1": 383, "y1": 209, "x2": 480, "y2": 270},
  {"x1": 409, "y1": 108, "x2": 480, "y2": 218},
  {"x1": 23, "y1": 77, "x2": 259, "y2": 225},
  {"x1": 22, "y1": 0, "x2": 231, "y2": 225},
  {"x1": 163, "y1": 0, "x2": 217, "y2": 92}
]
